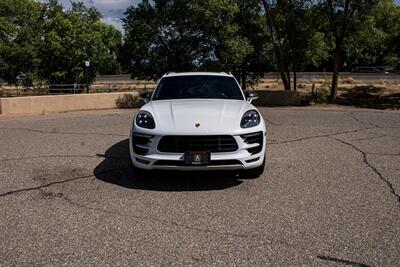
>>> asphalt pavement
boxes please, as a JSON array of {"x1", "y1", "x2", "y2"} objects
[{"x1": 0, "y1": 107, "x2": 399, "y2": 266}]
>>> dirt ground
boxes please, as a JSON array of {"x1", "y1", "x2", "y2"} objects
[{"x1": 254, "y1": 78, "x2": 400, "y2": 109}]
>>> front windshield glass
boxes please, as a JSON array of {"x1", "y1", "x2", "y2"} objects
[{"x1": 152, "y1": 75, "x2": 244, "y2": 101}]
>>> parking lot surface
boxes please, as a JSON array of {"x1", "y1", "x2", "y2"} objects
[{"x1": 0, "y1": 107, "x2": 399, "y2": 266}]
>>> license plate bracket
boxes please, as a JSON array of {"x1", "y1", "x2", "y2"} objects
[{"x1": 185, "y1": 152, "x2": 210, "y2": 165}]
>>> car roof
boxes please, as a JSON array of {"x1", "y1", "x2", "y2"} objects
[{"x1": 162, "y1": 72, "x2": 233, "y2": 78}]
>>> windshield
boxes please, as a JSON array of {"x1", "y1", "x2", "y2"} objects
[{"x1": 152, "y1": 75, "x2": 244, "y2": 101}]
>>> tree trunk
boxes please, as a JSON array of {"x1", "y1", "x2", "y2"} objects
[
  {"x1": 330, "y1": 41, "x2": 341, "y2": 104},
  {"x1": 293, "y1": 64, "x2": 297, "y2": 91},
  {"x1": 292, "y1": 50, "x2": 297, "y2": 91},
  {"x1": 241, "y1": 69, "x2": 247, "y2": 91},
  {"x1": 234, "y1": 69, "x2": 241, "y2": 87},
  {"x1": 261, "y1": 0, "x2": 291, "y2": 91},
  {"x1": 283, "y1": 60, "x2": 291, "y2": 91}
]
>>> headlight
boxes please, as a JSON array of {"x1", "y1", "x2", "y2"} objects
[
  {"x1": 136, "y1": 111, "x2": 155, "y2": 129},
  {"x1": 241, "y1": 110, "x2": 260, "y2": 128}
]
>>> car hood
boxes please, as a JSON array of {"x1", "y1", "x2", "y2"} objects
[{"x1": 142, "y1": 99, "x2": 254, "y2": 135}]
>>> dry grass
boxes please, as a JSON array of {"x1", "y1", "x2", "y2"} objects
[{"x1": 253, "y1": 78, "x2": 400, "y2": 109}]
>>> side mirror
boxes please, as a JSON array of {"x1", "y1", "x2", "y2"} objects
[
  {"x1": 140, "y1": 91, "x2": 152, "y2": 103},
  {"x1": 245, "y1": 91, "x2": 258, "y2": 103}
]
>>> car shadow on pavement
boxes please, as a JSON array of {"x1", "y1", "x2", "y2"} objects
[{"x1": 93, "y1": 139, "x2": 244, "y2": 191}]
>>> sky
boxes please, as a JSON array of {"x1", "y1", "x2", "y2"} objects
[
  {"x1": 53, "y1": 0, "x2": 400, "y2": 32},
  {"x1": 56, "y1": 0, "x2": 139, "y2": 31}
]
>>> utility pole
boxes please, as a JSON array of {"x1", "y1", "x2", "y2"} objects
[
  {"x1": 85, "y1": 0, "x2": 94, "y2": 94},
  {"x1": 85, "y1": 61, "x2": 90, "y2": 93}
]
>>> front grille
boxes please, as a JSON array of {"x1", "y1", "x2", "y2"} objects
[
  {"x1": 241, "y1": 132, "x2": 263, "y2": 155},
  {"x1": 154, "y1": 159, "x2": 242, "y2": 166},
  {"x1": 158, "y1": 135, "x2": 238, "y2": 153}
]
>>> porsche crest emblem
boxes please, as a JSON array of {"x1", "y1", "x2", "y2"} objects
[{"x1": 195, "y1": 123, "x2": 201, "y2": 128}]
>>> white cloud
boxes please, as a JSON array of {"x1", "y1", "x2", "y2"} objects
[
  {"x1": 55, "y1": 0, "x2": 139, "y2": 31},
  {"x1": 101, "y1": 17, "x2": 124, "y2": 31}
]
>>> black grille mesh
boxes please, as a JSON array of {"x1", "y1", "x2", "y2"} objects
[{"x1": 158, "y1": 135, "x2": 238, "y2": 153}]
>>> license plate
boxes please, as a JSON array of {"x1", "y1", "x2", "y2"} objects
[{"x1": 185, "y1": 152, "x2": 210, "y2": 165}]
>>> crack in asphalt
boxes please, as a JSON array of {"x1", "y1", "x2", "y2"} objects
[
  {"x1": 350, "y1": 134, "x2": 387, "y2": 142},
  {"x1": 0, "y1": 174, "x2": 95, "y2": 198},
  {"x1": 267, "y1": 127, "x2": 375, "y2": 145},
  {"x1": 331, "y1": 137, "x2": 400, "y2": 208},
  {"x1": 346, "y1": 111, "x2": 381, "y2": 128},
  {"x1": 317, "y1": 255, "x2": 371, "y2": 267},
  {"x1": 0, "y1": 154, "x2": 130, "y2": 162},
  {"x1": 0, "y1": 155, "x2": 99, "y2": 162},
  {"x1": 0, "y1": 166, "x2": 129, "y2": 198},
  {"x1": 0, "y1": 127, "x2": 127, "y2": 137}
]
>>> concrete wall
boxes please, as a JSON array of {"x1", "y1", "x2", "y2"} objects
[
  {"x1": 0, "y1": 90, "x2": 300, "y2": 115},
  {"x1": 0, "y1": 92, "x2": 139, "y2": 115},
  {"x1": 252, "y1": 90, "x2": 301, "y2": 106}
]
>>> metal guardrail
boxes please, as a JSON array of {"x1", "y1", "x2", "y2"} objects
[
  {"x1": 95, "y1": 75, "x2": 156, "y2": 84},
  {"x1": 0, "y1": 82, "x2": 156, "y2": 98}
]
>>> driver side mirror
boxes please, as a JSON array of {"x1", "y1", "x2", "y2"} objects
[
  {"x1": 140, "y1": 91, "x2": 152, "y2": 103},
  {"x1": 245, "y1": 91, "x2": 258, "y2": 103}
]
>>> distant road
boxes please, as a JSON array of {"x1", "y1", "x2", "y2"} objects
[{"x1": 96, "y1": 72, "x2": 400, "y2": 83}]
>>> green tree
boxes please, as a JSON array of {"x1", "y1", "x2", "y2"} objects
[
  {"x1": 122, "y1": 0, "x2": 271, "y2": 88},
  {"x1": 260, "y1": 0, "x2": 292, "y2": 90},
  {"x1": 344, "y1": 0, "x2": 400, "y2": 71},
  {"x1": 0, "y1": 0, "x2": 43, "y2": 84},
  {"x1": 323, "y1": 0, "x2": 378, "y2": 103},
  {"x1": 193, "y1": 0, "x2": 262, "y2": 89},
  {"x1": 0, "y1": 0, "x2": 122, "y2": 85},
  {"x1": 40, "y1": 1, "x2": 122, "y2": 84},
  {"x1": 122, "y1": 0, "x2": 204, "y2": 79}
]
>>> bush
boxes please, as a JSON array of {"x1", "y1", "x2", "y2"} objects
[{"x1": 116, "y1": 94, "x2": 139, "y2": 108}]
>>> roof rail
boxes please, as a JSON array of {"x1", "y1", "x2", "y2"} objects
[{"x1": 164, "y1": 72, "x2": 176, "y2": 76}]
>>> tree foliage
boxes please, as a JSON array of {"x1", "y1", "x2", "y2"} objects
[
  {"x1": 1, "y1": 0, "x2": 399, "y2": 94},
  {"x1": 121, "y1": 0, "x2": 272, "y2": 88},
  {"x1": 321, "y1": 0, "x2": 379, "y2": 103},
  {"x1": 0, "y1": 0, "x2": 43, "y2": 83},
  {"x1": 121, "y1": 0, "x2": 399, "y2": 93},
  {"x1": 0, "y1": 0, "x2": 122, "y2": 85},
  {"x1": 344, "y1": 0, "x2": 400, "y2": 70}
]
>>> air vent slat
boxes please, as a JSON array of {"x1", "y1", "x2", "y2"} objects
[{"x1": 158, "y1": 135, "x2": 238, "y2": 153}]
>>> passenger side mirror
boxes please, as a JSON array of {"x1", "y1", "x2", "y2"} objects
[
  {"x1": 245, "y1": 91, "x2": 258, "y2": 103},
  {"x1": 140, "y1": 91, "x2": 152, "y2": 103}
]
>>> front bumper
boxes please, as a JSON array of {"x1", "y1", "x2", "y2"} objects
[{"x1": 129, "y1": 131, "x2": 266, "y2": 171}]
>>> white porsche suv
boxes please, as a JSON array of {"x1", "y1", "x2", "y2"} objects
[{"x1": 129, "y1": 72, "x2": 266, "y2": 177}]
